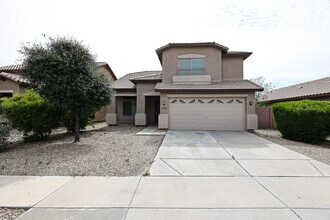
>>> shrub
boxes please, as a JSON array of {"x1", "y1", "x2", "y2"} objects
[
  {"x1": 0, "y1": 114, "x2": 11, "y2": 151},
  {"x1": 0, "y1": 89, "x2": 64, "y2": 141},
  {"x1": 273, "y1": 99, "x2": 330, "y2": 143}
]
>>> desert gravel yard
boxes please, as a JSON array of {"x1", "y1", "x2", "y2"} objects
[
  {"x1": 0, "y1": 125, "x2": 163, "y2": 176},
  {"x1": 0, "y1": 208, "x2": 26, "y2": 220},
  {"x1": 254, "y1": 129, "x2": 330, "y2": 165}
]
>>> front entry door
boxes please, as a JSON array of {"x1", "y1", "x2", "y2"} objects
[{"x1": 155, "y1": 99, "x2": 160, "y2": 123}]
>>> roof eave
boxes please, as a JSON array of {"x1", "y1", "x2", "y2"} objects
[
  {"x1": 223, "y1": 52, "x2": 253, "y2": 60},
  {"x1": 130, "y1": 79, "x2": 162, "y2": 83},
  {"x1": 264, "y1": 92, "x2": 330, "y2": 103},
  {"x1": 155, "y1": 88, "x2": 264, "y2": 92}
]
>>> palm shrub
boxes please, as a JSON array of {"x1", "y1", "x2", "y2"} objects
[
  {"x1": 272, "y1": 99, "x2": 330, "y2": 143},
  {"x1": 0, "y1": 89, "x2": 64, "y2": 141},
  {"x1": 0, "y1": 114, "x2": 11, "y2": 151}
]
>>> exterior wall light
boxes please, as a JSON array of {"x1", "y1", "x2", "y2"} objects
[
  {"x1": 162, "y1": 101, "x2": 166, "y2": 106},
  {"x1": 249, "y1": 101, "x2": 253, "y2": 106}
]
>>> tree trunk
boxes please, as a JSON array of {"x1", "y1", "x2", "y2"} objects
[{"x1": 74, "y1": 112, "x2": 80, "y2": 142}]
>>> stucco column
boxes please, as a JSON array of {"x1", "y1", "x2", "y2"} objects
[
  {"x1": 246, "y1": 93, "x2": 258, "y2": 130},
  {"x1": 106, "y1": 96, "x2": 117, "y2": 125},
  {"x1": 158, "y1": 92, "x2": 169, "y2": 129},
  {"x1": 135, "y1": 95, "x2": 146, "y2": 126}
]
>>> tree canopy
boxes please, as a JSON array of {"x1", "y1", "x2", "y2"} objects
[
  {"x1": 250, "y1": 76, "x2": 274, "y2": 102},
  {"x1": 20, "y1": 36, "x2": 113, "y2": 142}
]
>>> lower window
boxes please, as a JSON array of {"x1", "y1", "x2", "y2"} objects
[
  {"x1": 0, "y1": 92, "x2": 13, "y2": 98},
  {"x1": 123, "y1": 97, "x2": 136, "y2": 116}
]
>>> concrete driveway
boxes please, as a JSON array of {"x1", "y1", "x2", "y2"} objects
[{"x1": 3, "y1": 131, "x2": 330, "y2": 219}]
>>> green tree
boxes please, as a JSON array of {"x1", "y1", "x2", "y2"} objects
[{"x1": 20, "y1": 37, "x2": 113, "y2": 142}]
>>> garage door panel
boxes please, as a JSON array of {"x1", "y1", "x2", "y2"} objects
[
  {"x1": 169, "y1": 97, "x2": 246, "y2": 130},
  {"x1": 170, "y1": 116, "x2": 245, "y2": 121}
]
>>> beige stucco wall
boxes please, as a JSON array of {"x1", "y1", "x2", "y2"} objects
[
  {"x1": 222, "y1": 57, "x2": 244, "y2": 81},
  {"x1": 136, "y1": 82, "x2": 158, "y2": 113},
  {"x1": 0, "y1": 79, "x2": 22, "y2": 93},
  {"x1": 98, "y1": 66, "x2": 116, "y2": 82},
  {"x1": 94, "y1": 66, "x2": 116, "y2": 122},
  {"x1": 161, "y1": 47, "x2": 222, "y2": 82}
]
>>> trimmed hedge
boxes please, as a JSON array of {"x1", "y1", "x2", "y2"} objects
[
  {"x1": 272, "y1": 99, "x2": 330, "y2": 143},
  {"x1": 0, "y1": 89, "x2": 64, "y2": 141}
]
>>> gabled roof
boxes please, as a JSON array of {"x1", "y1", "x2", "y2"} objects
[
  {"x1": 110, "y1": 71, "x2": 162, "y2": 89},
  {"x1": 0, "y1": 72, "x2": 30, "y2": 85},
  {"x1": 96, "y1": 62, "x2": 117, "y2": 80},
  {"x1": 155, "y1": 80, "x2": 263, "y2": 91},
  {"x1": 264, "y1": 77, "x2": 330, "y2": 102}
]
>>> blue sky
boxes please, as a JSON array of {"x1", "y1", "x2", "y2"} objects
[{"x1": 0, "y1": 0, "x2": 329, "y2": 88}]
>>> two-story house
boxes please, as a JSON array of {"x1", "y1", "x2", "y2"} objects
[{"x1": 107, "y1": 42, "x2": 263, "y2": 130}]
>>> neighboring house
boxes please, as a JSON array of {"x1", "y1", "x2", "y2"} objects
[
  {"x1": 0, "y1": 65, "x2": 29, "y2": 97},
  {"x1": 263, "y1": 77, "x2": 330, "y2": 104},
  {"x1": 107, "y1": 42, "x2": 263, "y2": 130},
  {"x1": 0, "y1": 62, "x2": 117, "y2": 122}
]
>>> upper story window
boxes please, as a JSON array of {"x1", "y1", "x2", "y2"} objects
[{"x1": 178, "y1": 58, "x2": 205, "y2": 75}]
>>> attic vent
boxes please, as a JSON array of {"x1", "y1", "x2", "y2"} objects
[{"x1": 299, "y1": 86, "x2": 303, "y2": 89}]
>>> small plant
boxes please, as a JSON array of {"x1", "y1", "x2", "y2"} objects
[
  {"x1": 0, "y1": 165, "x2": 6, "y2": 170},
  {"x1": 273, "y1": 99, "x2": 330, "y2": 143},
  {"x1": 0, "y1": 114, "x2": 11, "y2": 151},
  {"x1": 143, "y1": 170, "x2": 150, "y2": 176}
]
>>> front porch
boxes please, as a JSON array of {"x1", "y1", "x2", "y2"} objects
[{"x1": 106, "y1": 93, "x2": 160, "y2": 126}]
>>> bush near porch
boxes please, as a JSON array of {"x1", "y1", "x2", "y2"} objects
[{"x1": 273, "y1": 99, "x2": 330, "y2": 143}]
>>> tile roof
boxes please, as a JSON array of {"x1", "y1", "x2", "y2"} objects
[
  {"x1": 0, "y1": 64, "x2": 23, "y2": 73},
  {"x1": 0, "y1": 72, "x2": 30, "y2": 85},
  {"x1": 155, "y1": 80, "x2": 263, "y2": 91},
  {"x1": 264, "y1": 77, "x2": 330, "y2": 102},
  {"x1": 130, "y1": 72, "x2": 162, "y2": 82},
  {"x1": 110, "y1": 71, "x2": 162, "y2": 89}
]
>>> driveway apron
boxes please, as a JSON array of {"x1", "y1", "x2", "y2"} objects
[{"x1": 10, "y1": 131, "x2": 330, "y2": 219}]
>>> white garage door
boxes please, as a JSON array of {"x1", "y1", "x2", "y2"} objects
[{"x1": 169, "y1": 97, "x2": 245, "y2": 130}]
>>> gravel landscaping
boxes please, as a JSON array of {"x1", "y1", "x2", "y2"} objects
[
  {"x1": 254, "y1": 129, "x2": 330, "y2": 165},
  {"x1": 0, "y1": 208, "x2": 26, "y2": 220},
  {"x1": 0, "y1": 125, "x2": 163, "y2": 176}
]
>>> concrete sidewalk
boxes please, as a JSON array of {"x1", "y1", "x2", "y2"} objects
[{"x1": 1, "y1": 131, "x2": 330, "y2": 219}]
